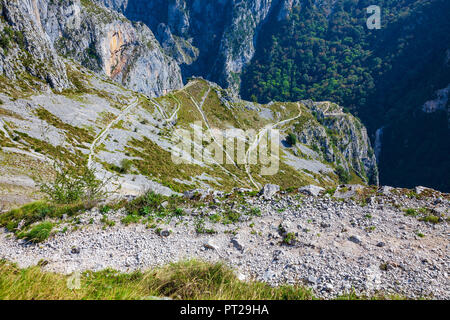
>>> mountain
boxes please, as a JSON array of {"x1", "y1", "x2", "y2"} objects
[
  {"x1": 0, "y1": 67, "x2": 377, "y2": 209},
  {"x1": 0, "y1": 0, "x2": 380, "y2": 210},
  {"x1": 0, "y1": 0, "x2": 183, "y2": 97},
  {"x1": 93, "y1": 0, "x2": 450, "y2": 192}
]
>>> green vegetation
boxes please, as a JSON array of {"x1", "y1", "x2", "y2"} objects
[
  {"x1": 38, "y1": 161, "x2": 110, "y2": 206},
  {"x1": 335, "y1": 166, "x2": 350, "y2": 184},
  {"x1": 282, "y1": 232, "x2": 297, "y2": 246},
  {"x1": 121, "y1": 191, "x2": 187, "y2": 227},
  {"x1": 121, "y1": 214, "x2": 141, "y2": 225},
  {"x1": 241, "y1": 0, "x2": 450, "y2": 192},
  {"x1": 17, "y1": 222, "x2": 54, "y2": 243},
  {"x1": 104, "y1": 158, "x2": 133, "y2": 174},
  {"x1": 0, "y1": 259, "x2": 316, "y2": 300},
  {"x1": 419, "y1": 215, "x2": 440, "y2": 224},
  {"x1": 0, "y1": 201, "x2": 85, "y2": 235},
  {"x1": 416, "y1": 232, "x2": 425, "y2": 238},
  {"x1": 194, "y1": 217, "x2": 216, "y2": 235},
  {"x1": 247, "y1": 207, "x2": 262, "y2": 217},
  {"x1": 0, "y1": 26, "x2": 25, "y2": 53},
  {"x1": 403, "y1": 208, "x2": 418, "y2": 217},
  {"x1": 100, "y1": 214, "x2": 115, "y2": 228},
  {"x1": 286, "y1": 132, "x2": 297, "y2": 146}
]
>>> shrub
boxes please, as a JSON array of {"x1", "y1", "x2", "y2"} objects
[
  {"x1": 335, "y1": 166, "x2": 350, "y2": 184},
  {"x1": 282, "y1": 232, "x2": 297, "y2": 245},
  {"x1": 126, "y1": 191, "x2": 164, "y2": 216},
  {"x1": 286, "y1": 132, "x2": 297, "y2": 146},
  {"x1": 38, "y1": 161, "x2": 111, "y2": 206}
]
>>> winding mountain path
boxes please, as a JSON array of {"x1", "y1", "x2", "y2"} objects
[
  {"x1": 245, "y1": 103, "x2": 303, "y2": 189},
  {"x1": 87, "y1": 98, "x2": 138, "y2": 169}
]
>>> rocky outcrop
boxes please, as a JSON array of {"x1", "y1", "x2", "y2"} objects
[
  {"x1": 96, "y1": 0, "x2": 305, "y2": 92},
  {"x1": 0, "y1": 0, "x2": 71, "y2": 91},
  {"x1": 422, "y1": 83, "x2": 450, "y2": 128},
  {"x1": 295, "y1": 100, "x2": 379, "y2": 185},
  {"x1": 32, "y1": 0, "x2": 182, "y2": 97}
]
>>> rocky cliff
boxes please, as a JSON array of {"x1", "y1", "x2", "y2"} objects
[
  {"x1": 97, "y1": 0, "x2": 308, "y2": 91},
  {"x1": 0, "y1": 0, "x2": 183, "y2": 97},
  {"x1": 0, "y1": 0, "x2": 71, "y2": 91}
]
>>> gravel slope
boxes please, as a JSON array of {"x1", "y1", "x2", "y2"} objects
[{"x1": 0, "y1": 186, "x2": 448, "y2": 299}]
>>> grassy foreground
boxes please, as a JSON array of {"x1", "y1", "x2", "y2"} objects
[
  {"x1": 0, "y1": 259, "x2": 316, "y2": 300},
  {"x1": 0, "y1": 259, "x2": 407, "y2": 300}
]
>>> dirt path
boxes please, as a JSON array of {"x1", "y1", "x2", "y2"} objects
[
  {"x1": 245, "y1": 103, "x2": 303, "y2": 189},
  {"x1": 87, "y1": 98, "x2": 138, "y2": 169}
]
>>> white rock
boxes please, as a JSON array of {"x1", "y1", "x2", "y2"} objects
[
  {"x1": 298, "y1": 185, "x2": 325, "y2": 197},
  {"x1": 259, "y1": 184, "x2": 280, "y2": 199}
]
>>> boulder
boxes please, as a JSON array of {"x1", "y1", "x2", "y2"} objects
[
  {"x1": 348, "y1": 235, "x2": 362, "y2": 245},
  {"x1": 259, "y1": 184, "x2": 280, "y2": 199},
  {"x1": 298, "y1": 185, "x2": 325, "y2": 197}
]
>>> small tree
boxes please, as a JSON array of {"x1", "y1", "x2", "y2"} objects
[
  {"x1": 39, "y1": 161, "x2": 113, "y2": 206},
  {"x1": 286, "y1": 132, "x2": 297, "y2": 146}
]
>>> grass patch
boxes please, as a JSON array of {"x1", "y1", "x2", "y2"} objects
[
  {"x1": 403, "y1": 208, "x2": 418, "y2": 217},
  {"x1": 0, "y1": 201, "x2": 86, "y2": 234},
  {"x1": 418, "y1": 215, "x2": 440, "y2": 224},
  {"x1": 16, "y1": 222, "x2": 54, "y2": 243},
  {"x1": 194, "y1": 217, "x2": 216, "y2": 234},
  {"x1": 0, "y1": 259, "x2": 316, "y2": 300}
]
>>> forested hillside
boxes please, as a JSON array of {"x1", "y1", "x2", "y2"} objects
[{"x1": 240, "y1": 0, "x2": 450, "y2": 191}]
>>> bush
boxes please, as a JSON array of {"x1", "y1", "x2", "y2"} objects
[
  {"x1": 335, "y1": 166, "x2": 350, "y2": 184},
  {"x1": 286, "y1": 132, "x2": 297, "y2": 146},
  {"x1": 39, "y1": 161, "x2": 111, "y2": 206}
]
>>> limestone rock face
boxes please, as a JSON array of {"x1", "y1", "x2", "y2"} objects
[
  {"x1": 0, "y1": 0, "x2": 183, "y2": 97},
  {"x1": 294, "y1": 100, "x2": 379, "y2": 185},
  {"x1": 0, "y1": 0, "x2": 71, "y2": 91},
  {"x1": 96, "y1": 0, "x2": 303, "y2": 91}
]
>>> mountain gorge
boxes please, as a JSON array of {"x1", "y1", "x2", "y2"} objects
[
  {"x1": 0, "y1": 1, "x2": 449, "y2": 302},
  {"x1": 0, "y1": 0, "x2": 379, "y2": 210},
  {"x1": 95, "y1": 0, "x2": 449, "y2": 192},
  {"x1": 0, "y1": 0, "x2": 448, "y2": 207}
]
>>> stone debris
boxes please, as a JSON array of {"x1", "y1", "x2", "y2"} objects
[{"x1": 0, "y1": 185, "x2": 449, "y2": 300}]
